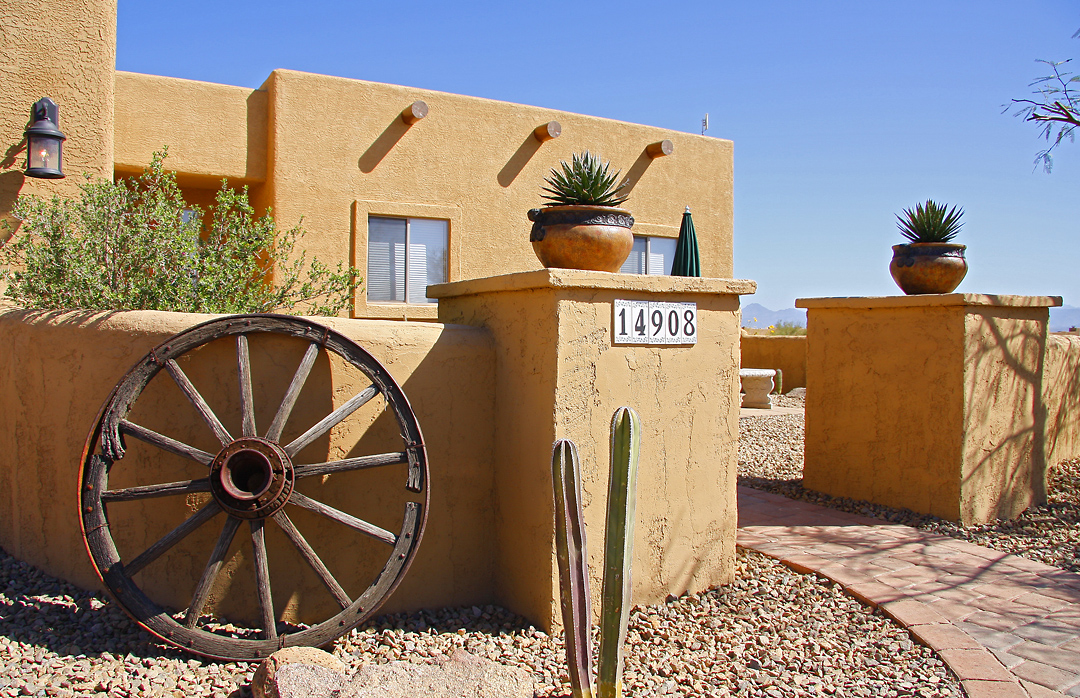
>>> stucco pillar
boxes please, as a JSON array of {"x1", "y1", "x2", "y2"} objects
[
  {"x1": 0, "y1": 0, "x2": 117, "y2": 227},
  {"x1": 430, "y1": 268, "x2": 755, "y2": 630},
  {"x1": 797, "y1": 293, "x2": 1062, "y2": 525}
]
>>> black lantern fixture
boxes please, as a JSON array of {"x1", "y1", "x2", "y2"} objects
[{"x1": 24, "y1": 97, "x2": 66, "y2": 179}]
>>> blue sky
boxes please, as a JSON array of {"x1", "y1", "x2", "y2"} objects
[{"x1": 117, "y1": 0, "x2": 1080, "y2": 310}]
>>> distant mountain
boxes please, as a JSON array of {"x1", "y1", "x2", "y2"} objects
[
  {"x1": 1051, "y1": 306, "x2": 1080, "y2": 332},
  {"x1": 741, "y1": 303, "x2": 807, "y2": 329}
]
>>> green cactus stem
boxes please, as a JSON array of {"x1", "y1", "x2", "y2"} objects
[
  {"x1": 552, "y1": 439, "x2": 595, "y2": 698},
  {"x1": 596, "y1": 406, "x2": 641, "y2": 698}
]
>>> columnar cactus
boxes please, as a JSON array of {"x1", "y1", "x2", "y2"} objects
[
  {"x1": 551, "y1": 406, "x2": 641, "y2": 698},
  {"x1": 597, "y1": 406, "x2": 641, "y2": 698},
  {"x1": 552, "y1": 439, "x2": 595, "y2": 698}
]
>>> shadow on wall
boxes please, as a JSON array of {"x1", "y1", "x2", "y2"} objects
[
  {"x1": 1043, "y1": 334, "x2": 1080, "y2": 468},
  {"x1": 497, "y1": 134, "x2": 543, "y2": 188},
  {"x1": 358, "y1": 117, "x2": 412, "y2": 174},
  {"x1": 962, "y1": 306, "x2": 1048, "y2": 521}
]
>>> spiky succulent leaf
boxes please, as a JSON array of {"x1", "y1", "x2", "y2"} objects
[
  {"x1": 896, "y1": 200, "x2": 964, "y2": 243},
  {"x1": 541, "y1": 151, "x2": 629, "y2": 207}
]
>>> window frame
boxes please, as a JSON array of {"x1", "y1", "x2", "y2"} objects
[{"x1": 353, "y1": 200, "x2": 460, "y2": 321}]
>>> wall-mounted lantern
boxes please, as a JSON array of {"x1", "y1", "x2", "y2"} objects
[{"x1": 24, "y1": 97, "x2": 66, "y2": 179}]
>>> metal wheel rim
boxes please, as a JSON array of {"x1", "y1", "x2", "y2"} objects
[{"x1": 78, "y1": 314, "x2": 429, "y2": 661}]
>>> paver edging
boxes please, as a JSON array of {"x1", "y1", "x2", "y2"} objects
[{"x1": 736, "y1": 541, "x2": 1034, "y2": 696}]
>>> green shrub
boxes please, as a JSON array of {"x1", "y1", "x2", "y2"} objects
[
  {"x1": 768, "y1": 321, "x2": 806, "y2": 336},
  {"x1": 0, "y1": 149, "x2": 361, "y2": 315}
]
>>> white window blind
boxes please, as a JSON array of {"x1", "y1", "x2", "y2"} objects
[
  {"x1": 620, "y1": 235, "x2": 676, "y2": 275},
  {"x1": 368, "y1": 216, "x2": 448, "y2": 304}
]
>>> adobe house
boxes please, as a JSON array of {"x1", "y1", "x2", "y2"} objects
[{"x1": 0, "y1": 0, "x2": 752, "y2": 637}]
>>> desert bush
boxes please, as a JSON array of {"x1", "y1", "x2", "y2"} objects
[{"x1": 0, "y1": 149, "x2": 360, "y2": 315}]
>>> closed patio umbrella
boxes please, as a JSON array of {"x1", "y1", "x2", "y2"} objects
[{"x1": 671, "y1": 206, "x2": 701, "y2": 277}]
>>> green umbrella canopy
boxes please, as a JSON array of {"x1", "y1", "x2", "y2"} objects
[{"x1": 671, "y1": 206, "x2": 702, "y2": 277}]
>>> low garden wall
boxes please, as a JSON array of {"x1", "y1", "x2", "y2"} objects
[
  {"x1": 740, "y1": 333, "x2": 807, "y2": 390},
  {"x1": 0, "y1": 308, "x2": 497, "y2": 626}
]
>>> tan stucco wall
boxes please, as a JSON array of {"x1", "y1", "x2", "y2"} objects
[
  {"x1": 113, "y1": 70, "x2": 735, "y2": 320},
  {"x1": 113, "y1": 72, "x2": 267, "y2": 186},
  {"x1": 799, "y1": 294, "x2": 1060, "y2": 524},
  {"x1": 0, "y1": 0, "x2": 116, "y2": 228},
  {"x1": 0, "y1": 308, "x2": 496, "y2": 625},
  {"x1": 1043, "y1": 334, "x2": 1080, "y2": 467},
  {"x1": 740, "y1": 333, "x2": 807, "y2": 390},
  {"x1": 432, "y1": 269, "x2": 754, "y2": 629}
]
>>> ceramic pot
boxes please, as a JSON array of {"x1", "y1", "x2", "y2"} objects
[
  {"x1": 528, "y1": 205, "x2": 634, "y2": 272},
  {"x1": 889, "y1": 243, "x2": 967, "y2": 295}
]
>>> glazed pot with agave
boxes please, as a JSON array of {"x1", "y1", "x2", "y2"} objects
[
  {"x1": 889, "y1": 199, "x2": 968, "y2": 295},
  {"x1": 528, "y1": 151, "x2": 635, "y2": 272}
]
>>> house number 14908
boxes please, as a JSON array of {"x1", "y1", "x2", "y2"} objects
[{"x1": 612, "y1": 300, "x2": 697, "y2": 345}]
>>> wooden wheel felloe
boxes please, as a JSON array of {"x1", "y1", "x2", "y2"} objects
[{"x1": 78, "y1": 315, "x2": 429, "y2": 662}]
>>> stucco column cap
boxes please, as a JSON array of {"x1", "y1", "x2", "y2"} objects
[
  {"x1": 428, "y1": 269, "x2": 756, "y2": 299},
  {"x1": 795, "y1": 294, "x2": 1063, "y2": 310}
]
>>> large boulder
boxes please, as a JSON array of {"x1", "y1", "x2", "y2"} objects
[{"x1": 251, "y1": 646, "x2": 347, "y2": 698}]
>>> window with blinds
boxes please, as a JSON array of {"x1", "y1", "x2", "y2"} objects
[
  {"x1": 620, "y1": 235, "x2": 677, "y2": 275},
  {"x1": 367, "y1": 216, "x2": 448, "y2": 304}
]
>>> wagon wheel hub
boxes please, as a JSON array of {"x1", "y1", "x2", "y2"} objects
[{"x1": 209, "y1": 438, "x2": 294, "y2": 519}]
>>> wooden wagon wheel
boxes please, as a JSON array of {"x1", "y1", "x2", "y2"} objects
[{"x1": 78, "y1": 315, "x2": 429, "y2": 661}]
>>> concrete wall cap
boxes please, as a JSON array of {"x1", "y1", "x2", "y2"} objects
[
  {"x1": 795, "y1": 294, "x2": 1063, "y2": 310},
  {"x1": 428, "y1": 269, "x2": 756, "y2": 299}
]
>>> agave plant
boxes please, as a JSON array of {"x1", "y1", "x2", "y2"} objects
[
  {"x1": 541, "y1": 151, "x2": 629, "y2": 208},
  {"x1": 896, "y1": 200, "x2": 964, "y2": 243}
]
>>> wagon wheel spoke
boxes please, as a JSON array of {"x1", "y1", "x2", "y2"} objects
[
  {"x1": 184, "y1": 515, "x2": 242, "y2": 628},
  {"x1": 165, "y1": 358, "x2": 233, "y2": 446},
  {"x1": 120, "y1": 420, "x2": 214, "y2": 466},
  {"x1": 250, "y1": 519, "x2": 276, "y2": 639},
  {"x1": 265, "y1": 342, "x2": 320, "y2": 443},
  {"x1": 103, "y1": 478, "x2": 211, "y2": 502},
  {"x1": 237, "y1": 335, "x2": 256, "y2": 438},
  {"x1": 272, "y1": 511, "x2": 351, "y2": 609},
  {"x1": 288, "y1": 491, "x2": 397, "y2": 545},
  {"x1": 125, "y1": 501, "x2": 222, "y2": 577},
  {"x1": 283, "y1": 384, "x2": 379, "y2": 458},
  {"x1": 293, "y1": 451, "x2": 409, "y2": 479}
]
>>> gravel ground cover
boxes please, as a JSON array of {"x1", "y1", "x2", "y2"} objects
[
  {"x1": 0, "y1": 542, "x2": 961, "y2": 697},
  {"x1": 738, "y1": 391, "x2": 1080, "y2": 573}
]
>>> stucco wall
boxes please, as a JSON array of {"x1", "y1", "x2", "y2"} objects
[
  {"x1": 114, "y1": 72, "x2": 267, "y2": 186},
  {"x1": 1044, "y1": 334, "x2": 1080, "y2": 467},
  {"x1": 0, "y1": 0, "x2": 116, "y2": 229},
  {"x1": 740, "y1": 333, "x2": 807, "y2": 390},
  {"x1": 799, "y1": 294, "x2": 1060, "y2": 525},
  {"x1": 961, "y1": 307, "x2": 1049, "y2": 522},
  {"x1": 113, "y1": 70, "x2": 735, "y2": 320},
  {"x1": 802, "y1": 303, "x2": 966, "y2": 520},
  {"x1": 0, "y1": 308, "x2": 496, "y2": 625},
  {"x1": 432, "y1": 269, "x2": 753, "y2": 630}
]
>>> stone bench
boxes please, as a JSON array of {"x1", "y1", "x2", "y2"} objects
[{"x1": 740, "y1": 368, "x2": 776, "y2": 409}]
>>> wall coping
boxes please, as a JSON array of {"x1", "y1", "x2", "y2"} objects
[
  {"x1": 795, "y1": 294, "x2": 1063, "y2": 310},
  {"x1": 428, "y1": 269, "x2": 757, "y2": 299}
]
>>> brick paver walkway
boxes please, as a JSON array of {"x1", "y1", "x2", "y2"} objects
[{"x1": 737, "y1": 486, "x2": 1080, "y2": 698}]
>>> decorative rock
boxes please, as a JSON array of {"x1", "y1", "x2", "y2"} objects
[
  {"x1": 337, "y1": 649, "x2": 536, "y2": 698},
  {"x1": 251, "y1": 647, "x2": 346, "y2": 698}
]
